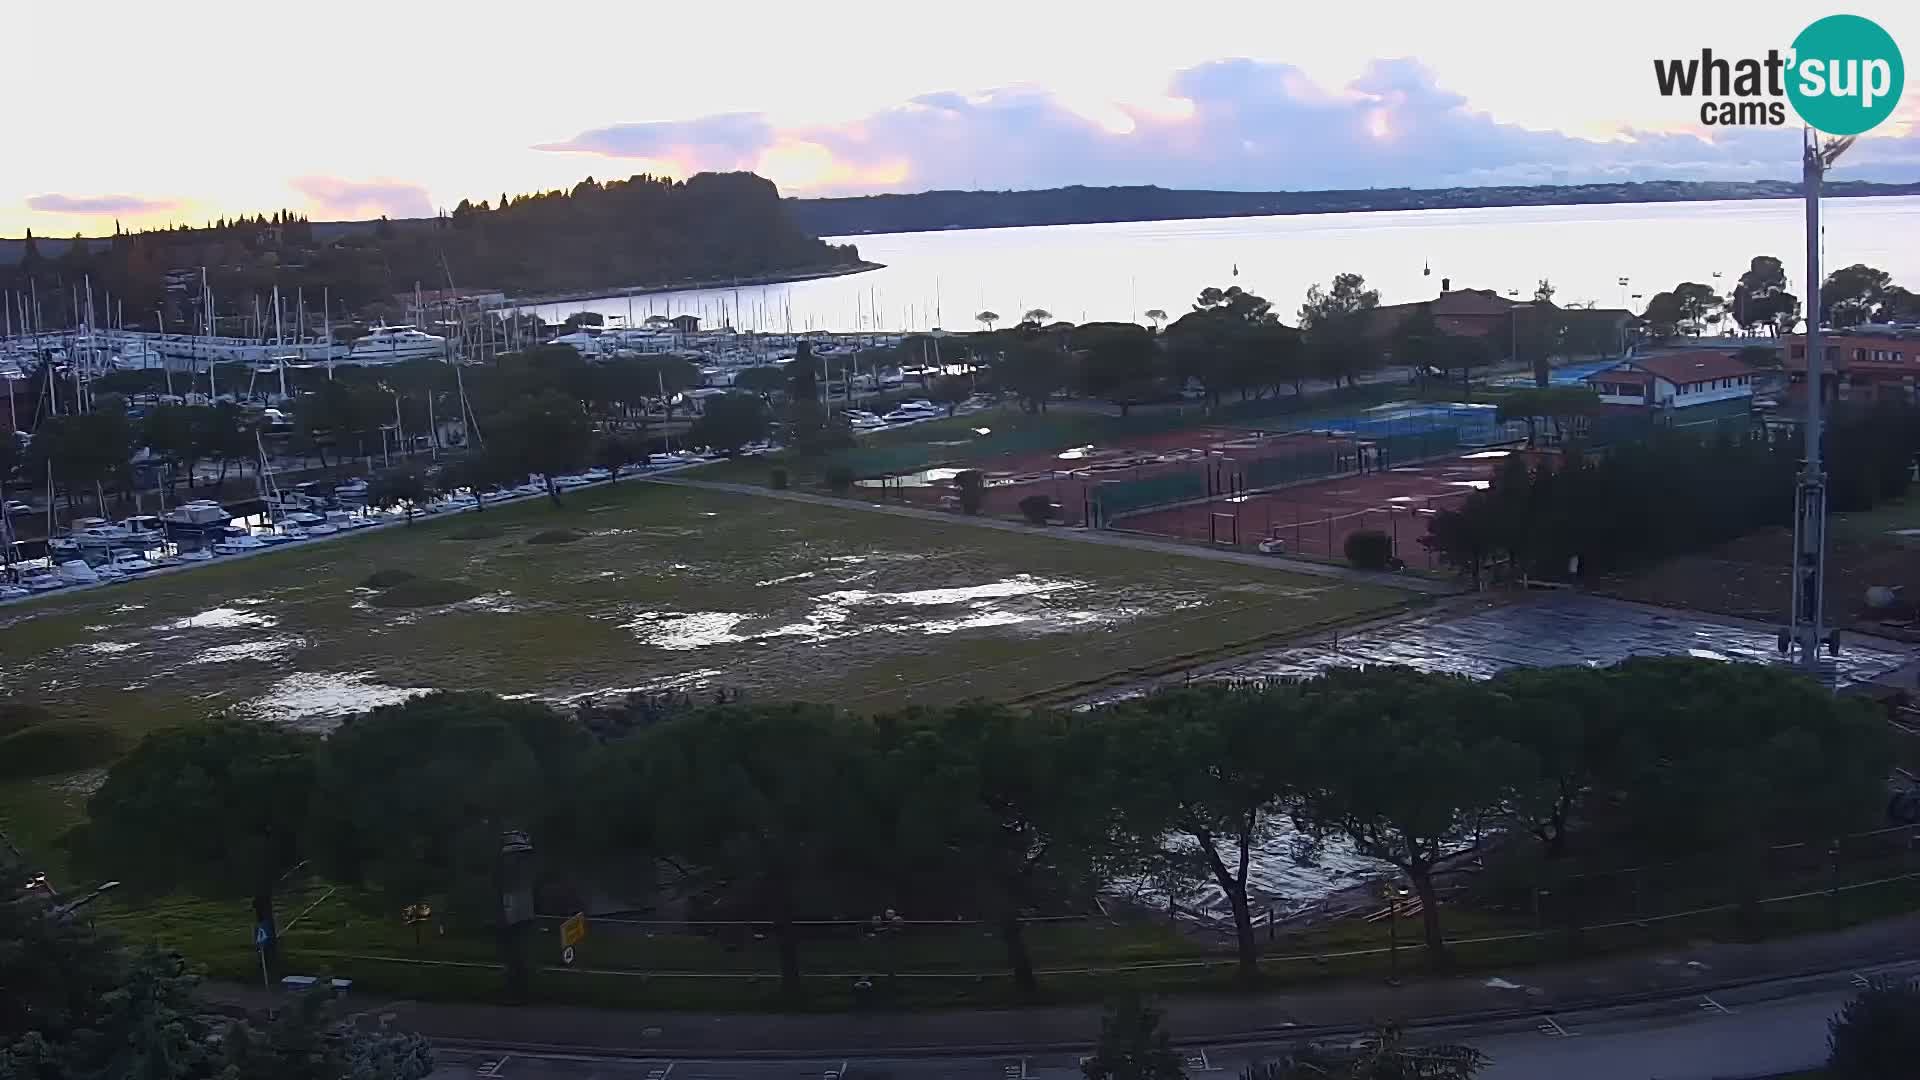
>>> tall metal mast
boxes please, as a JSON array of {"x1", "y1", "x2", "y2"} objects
[{"x1": 1785, "y1": 130, "x2": 1856, "y2": 681}]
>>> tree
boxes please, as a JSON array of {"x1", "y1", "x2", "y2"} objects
[
  {"x1": 1732, "y1": 256, "x2": 1799, "y2": 335},
  {"x1": 976, "y1": 310, "x2": 1000, "y2": 333},
  {"x1": 1144, "y1": 309, "x2": 1168, "y2": 331},
  {"x1": 732, "y1": 366, "x2": 787, "y2": 399},
  {"x1": 141, "y1": 404, "x2": 198, "y2": 492},
  {"x1": 1000, "y1": 340, "x2": 1067, "y2": 413},
  {"x1": 1076, "y1": 323, "x2": 1162, "y2": 415},
  {"x1": 788, "y1": 340, "x2": 820, "y2": 403},
  {"x1": 1019, "y1": 493, "x2": 1054, "y2": 524},
  {"x1": 954, "y1": 469, "x2": 986, "y2": 514},
  {"x1": 689, "y1": 392, "x2": 769, "y2": 455},
  {"x1": 1496, "y1": 387, "x2": 1601, "y2": 447},
  {"x1": 72, "y1": 721, "x2": 317, "y2": 976},
  {"x1": 1107, "y1": 686, "x2": 1299, "y2": 982},
  {"x1": 636, "y1": 702, "x2": 873, "y2": 1001},
  {"x1": 1290, "y1": 668, "x2": 1529, "y2": 966},
  {"x1": 930, "y1": 375, "x2": 972, "y2": 417},
  {"x1": 366, "y1": 466, "x2": 430, "y2": 523},
  {"x1": 1166, "y1": 286, "x2": 1287, "y2": 408},
  {"x1": 1643, "y1": 282, "x2": 1722, "y2": 338},
  {"x1": 486, "y1": 391, "x2": 593, "y2": 504},
  {"x1": 1826, "y1": 976, "x2": 1920, "y2": 1079},
  {"x1": 308, "y1": 692, "x2": 592, "y2": 1000},
  {"x1": 594, "y1": 431, "x2": 641, "y2": 482},
  {"x1": 1081, "y1": 996, "x2": 1186, "y2": 1080},
  {"x1": 1298, "y1": 273, "x2": 1381, "y2": 387},
  {"x1": 1532, "y1": 279, "x2": 1556, "y2": 305},
  {"x1": 1021, "y1": 308, "x2": 1053, "y2": 327},
  {"x1": 1344, "y1": 529, "x2": 1392, "y2": 570},
  {"x1": 1822, "y1": 263, "x2": 1893, "y2": 328},
  {"x1": 883, "y1": 703, "x2": 1121, "y2": 993}
]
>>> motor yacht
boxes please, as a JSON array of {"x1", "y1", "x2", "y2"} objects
[
  {"x1": 348, "y1": 325, "x2": 447, "y2": 365},
  {"x1": 212, "y1": 535, "x2": 269, "y2": 555}
]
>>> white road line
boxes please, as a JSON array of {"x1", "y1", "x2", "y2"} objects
[
  {"x1": 1700, "y1": 995, "x2": 1734, "y2": 1014},
  {"x1": 1537, "y1": 1015, "x2": 1576, "y2": 1038}
]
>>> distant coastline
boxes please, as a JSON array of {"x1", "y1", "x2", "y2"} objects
[
  {"x1": 502, "y1": 260, "x2": 886, "y2": 308},
  {"x1": 787, "y1": 179, "x2": 1920, "y2": 238}
]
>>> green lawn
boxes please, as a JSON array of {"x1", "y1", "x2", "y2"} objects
[{"x1": 0, "y1": 480, "x2": 1408, "y2": 854}]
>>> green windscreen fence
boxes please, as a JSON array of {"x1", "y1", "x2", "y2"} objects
[{"x1": 1093, "y1": 471, "x2": 1208, "y2": 518}]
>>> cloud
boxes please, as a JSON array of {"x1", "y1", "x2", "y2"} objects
[
  {"x1": 290, "y1": 176, "x2": 434, "y2": 219},
  {"x1": 26, "y1": 193, "x2": 182, "y2": 215},
  {"x1": 534, "y1": 113, "x2": 776, "y2": 170},
  {"x1": 534, "y1": 58, "x2": 1920, "y2": 194}
]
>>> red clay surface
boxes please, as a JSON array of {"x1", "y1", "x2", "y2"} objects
[
  {"x1": 1116, "y1": 450, "x2": 1523, "y2": 562},
  {"x1": 867, "y1": 429, "x2": 1354, "y2": 525}
]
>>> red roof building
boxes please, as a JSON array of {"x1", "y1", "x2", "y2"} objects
[
  {"x1": 1583, "y1": 349, "x2": 1757, "y2": 410},
  {"x1": 1782, "y1": 329, "x2": 1919, "y2": 406}
]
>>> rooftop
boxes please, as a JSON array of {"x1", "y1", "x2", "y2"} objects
[{"x1": 1629, "y1": 350, "x2": 1754, "y2": 384}]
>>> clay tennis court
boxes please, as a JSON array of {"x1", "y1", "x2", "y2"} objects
[
  {"x1": 863, "y1": 428, "x2": 1357, "y2": 525},
  {"x1": 1114, "y1": 449, "x2": 1527, "y2": 562}
]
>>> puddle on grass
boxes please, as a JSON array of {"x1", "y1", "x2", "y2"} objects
[
  {"x1": 193, "y1": 636, "x2": 307, "y2": 665},
  {"x1": 243, "y1": 672, "x2": 433, "y2": 730},
  {"x1": 823, "y1": 576, "x2": 1080, "y2": 607},
  {"x1": 83, "y1": 641, "x2": 137, "y2": 655},
  {"x1": 158, "y1": 607, "x2": 278, "y2": 632}
]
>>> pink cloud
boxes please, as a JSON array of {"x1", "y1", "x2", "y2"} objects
[
  {"x1": 291, "y1": 176, "x2": 434, "y2": 219},
  {"x1": 27, "y1": 193, "x2": 182, "y2": 215}
]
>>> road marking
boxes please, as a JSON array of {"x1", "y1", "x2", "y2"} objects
[
  {"x1": 645, "y1": 1064, "x2": 674, "y2": 1080},
  {"x1": 1537, "y1": 1015, "x2": 1576, "y2": 1038},
  {"x1": 478, "y1": 1056, "x2": 510, "y2": 1076},
  {"x1": 1699, "y1": 995, "x2": 1733, "y2": 1015},
  {"x1": 1184, "y1": 1048, "x2": 1221, "y2": 1071}
]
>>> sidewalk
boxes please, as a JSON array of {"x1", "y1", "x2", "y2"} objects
[
  {"x1": 649, "y1": 476, "x2": 1460, "y2": 595},
  {"x1": 202, "y1": 912, "x2": 1920, "y2": 1057}
]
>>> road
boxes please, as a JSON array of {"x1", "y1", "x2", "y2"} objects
[{"x1": 421, "y1": 966, "x2": 1919, "y2": 1080}]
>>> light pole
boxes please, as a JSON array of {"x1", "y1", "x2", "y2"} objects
[{"x1": 1784, "y1": 131, "x2": 1857, "y2": 683}]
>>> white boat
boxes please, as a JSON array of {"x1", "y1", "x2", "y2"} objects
[
  {"x1": 164, "y1": 500, "x2": 232, "y2": 536},
  {"x1": 48, "y1": 536, "x2": 80, "y2": 556},
  {"x1": 122, "y1": 515, "x2": 167, "y2": 545},
  {"x1": 348, "y1": 325, "x2": 448, "y2": 365},
  {"x1": 176, "y1": 547, "x2": 215, "y2": 562},
  {"x1": 284, "y1": 512, "x2": 327, "y2": 527},
  {"x1": 212, "y1": 535, "x2": 268, "y2": 555},
  {"x1": 103, "y1": 551, "x2": 157, "y2": 574},
  {"x1": 19, "y1": 567, "x2": 66, "y2": 591},
  {"x1": 333, "y1": 479, "x2": 369, "y2": 500},
  {"x1": 0, "y1": 585, "x2": 28, "y2": 601},
  {"x1": 56, "y1": 559, "x2": 102, "y2": 584},
  {"x1": 69, "y1": 519, "x2": 134, "y2": 550}
]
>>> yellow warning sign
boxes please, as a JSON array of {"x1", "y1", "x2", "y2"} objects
[{"x1": 560, "y1": 912, "x2": 587, "y2": 948}]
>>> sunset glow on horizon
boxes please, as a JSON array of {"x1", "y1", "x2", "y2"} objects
[{"x1": 5, "y1": 0, "x2": 1916, "y2": 237}]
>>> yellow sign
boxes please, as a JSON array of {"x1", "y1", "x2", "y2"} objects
[{"x1": 560, "y1": 912, "x2": 587, "y2": 948}]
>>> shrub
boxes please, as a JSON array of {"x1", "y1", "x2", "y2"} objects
[
  {"x1": 0, "y1": 703, "x2": 55, "y2": 737},
  {"x1": 826, "y1": 464, "x2": 854, "y2": 494},
  {"x1": 0, "y1": 720, "x2": 123, "y2": 779},
  {"x1": 527, "y1": 529, "x2": 586, "y2": 545},
  {"x1": 770, "y1": 467, "x2": 790, "y2": 490},
  {"x1": 1018, "y1": 494, "x2": 1054, "y2": 525},
  {"x1": 362, "y1": 569, "x2": 420, "y2": 589},
  {"x1": 954, "y1": 470, "x2": 985, "y2": 515},
  {"x1": 367, "y1": 577, "x2": 480, "y2": 609},
  {"x1": 1828, "y1": 977, "x2": 1920, "y2": 1078},
  {"x1": 1344, "y1": 529, "x2": 1393, "y2": 570}
]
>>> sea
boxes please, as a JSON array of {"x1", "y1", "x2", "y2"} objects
[{"x1": 522, "y1": 194, "x2": 1920, "y2": 334}]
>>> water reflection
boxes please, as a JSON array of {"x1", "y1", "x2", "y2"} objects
[{"x1": 243, "y1": 672, "x2": 432, "y2": 730}]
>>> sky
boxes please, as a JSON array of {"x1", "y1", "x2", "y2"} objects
[{"x1": 4, "y1": 0, "x2": 1917, "y2": 236}]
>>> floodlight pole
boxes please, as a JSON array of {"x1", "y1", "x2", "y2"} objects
[{"x1": 1786, "y1": 130, "x2": 1851, "y2": 681}]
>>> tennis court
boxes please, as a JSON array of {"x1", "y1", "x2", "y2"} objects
[{"x1": 1114, "y1": 448, "x2": 1536, "y2": 562}]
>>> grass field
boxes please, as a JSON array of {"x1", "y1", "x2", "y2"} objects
[{"x1": 0, "y1": 479, "x2": 1409, "y2": 853}]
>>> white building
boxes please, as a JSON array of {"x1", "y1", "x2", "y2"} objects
[{"x1": 1584, "y1": 350, "x2": 1757, "y2": 410}]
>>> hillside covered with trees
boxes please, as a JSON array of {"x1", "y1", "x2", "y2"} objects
[
  {"x1": 0, "y1": 172, "x2": 864, "y2": 326},
  {"x1": 788, "y1": 179, "x2": 1920, "y2": 236}
]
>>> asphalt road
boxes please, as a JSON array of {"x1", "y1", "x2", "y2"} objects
[{"x1": 422, "y1": 971, "x2": 1907, "y2": 1080}]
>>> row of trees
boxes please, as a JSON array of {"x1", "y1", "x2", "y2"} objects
[
  {"x1": 1640, "y1": 256, "x2": 1917, "y2": 338},
  {"x1": 2, "y1": 846, "x2": 432, "y2": 1079},
  {"x1": 70, "y1": 658, "x2": 1889, "y2": 1001},
  {"x1": 1424, "y1": 402, "x2": 1920, "y2": 585},
  {"x1": 1, "y1": 171, "x2": 861, "y2": 324}
]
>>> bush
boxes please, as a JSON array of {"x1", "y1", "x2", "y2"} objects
[
  {"x1": 954, "y1": 470, "x2": 985, "y2": 515},
  {"x1": 362, "y1": 569, "x2": 420, "y2": 589},
  {"x1": 1018, "y1": 494, "x2": 1054, "y2": 525},
  {"x1": 367, "y1": 577, "x2": 480, "y2": 609},
  {"x1": 826, "y1": 464, "x2": 854, "y2": 494},
  {"x1": 527, "y1": 529, "x2": 586, "y2": 545},
  {"x1": 770, "y1": 467, "x2": 790, "y2": 490},
  {"x1": 1344, "y1": 529, "x2": 1393, "y2": 570},
  {"x1": 0, "y1": 720, "x2": 123, "y2": 779},
  {"x1": 1828, "y1": 977, "x2": 1920, "y2": 1078},
  {"x1": 0, "y1": 703, "x2": 55, "y2": 737}
]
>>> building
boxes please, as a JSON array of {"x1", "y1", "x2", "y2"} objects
[
  {"x1": 669, "y1": 314, "x2": 701, "y2": 334},
  {"x1": 1365, "y1": 282, "x2": 1636, "y2": 359},
  {"x1": 1781, "y1": 326, "x2": 1919, "y2": 406},
  {"x1": 1583, "y1": 349, "x2": 1758, "y2": 409}
]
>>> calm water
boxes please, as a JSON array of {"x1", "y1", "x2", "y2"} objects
[{"x1": 527, "y1": 195, "x2": 1920, "y2": 333}]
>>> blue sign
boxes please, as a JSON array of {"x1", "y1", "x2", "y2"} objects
[{"x1": 254, "y1": 924, "x2": 271, "y2": 949}]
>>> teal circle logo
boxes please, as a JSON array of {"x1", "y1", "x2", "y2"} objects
[{"x1": 1787, "y1": 15, "x2": 1904, "y2": 135}]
